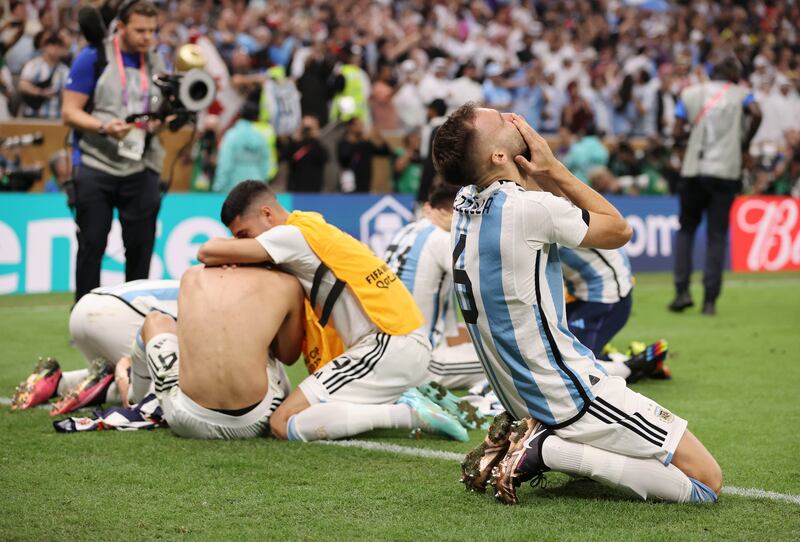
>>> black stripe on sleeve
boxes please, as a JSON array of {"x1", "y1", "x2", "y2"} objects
[{"x1": 581, "y1": 208, "x2": 590, "y2": 227}]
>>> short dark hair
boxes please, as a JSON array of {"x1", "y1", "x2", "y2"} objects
[
  {"x1": 220, "y1": 180, "x2": 274, "y2": 226},
  {"x1": 432, "y1": 103, "x2": 479, "y2": 187},
  {"x1": 427, "y1": 181, "x2": 460, "y2": 210},
  {"x1": 712, "y1": 56, "x2": 742, "y2": 83},
  {"x1": 240, "y1": 100, "x2": 260, "y2": 122},
  {"x1": 428, "y1": 98, "x2": 447, "y2": 118},
  {"x1": 119, "y1": 0, "x2": 158, "y2": 23},
  {"x1": 42, "y1": 32, "x2": 65, "y2": 48}
]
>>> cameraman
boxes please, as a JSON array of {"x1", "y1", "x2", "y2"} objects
[
  {"x1": 282, "y1": 115, "x2": 328, "y2": 193},
  {"x1": 62, "y1": 1, "x2": 165, "y2": 303}
]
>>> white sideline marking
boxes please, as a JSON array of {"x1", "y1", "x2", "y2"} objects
[
  {"x1": 2, "y1": 398, "x2": 799, "y2": 505},
  {"x1": 316, "y1": 439, "x2": 800, "y2": 505}
]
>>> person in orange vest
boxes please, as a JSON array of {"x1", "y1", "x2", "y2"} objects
[{"x1": 196, "y1": 181, "x2": 469, "y2": 442}]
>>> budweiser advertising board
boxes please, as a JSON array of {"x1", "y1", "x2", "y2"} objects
[{"x1": 730, "y1": 196, "x2": 800, "y2": 272}]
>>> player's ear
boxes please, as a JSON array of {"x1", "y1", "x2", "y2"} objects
[
  {"x1": 490, "y1": 149, "x2": 508, "y2": 166},
  {"x1": 260, "y1": 205, "x2": 279, "y2": 227}
]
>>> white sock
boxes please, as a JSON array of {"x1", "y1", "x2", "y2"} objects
[
  {"x1": 603, "y1": 361, "x2": 632, "y2": 379},
  {"x1": 287, "y1": 403, "x2": 413, "y2": 441},
  {"x1": 129, "y1": 337, "x2": 153, "y2": 404},
  {"x1": 541, "y1": 435, "x2": 693, "y2": 502},
  {"x1": 105, "y1": 382, "x2": 120, "y2": 403},
  {"x1": 56, "y1": 369, "x2": 88, "y2": 396}
]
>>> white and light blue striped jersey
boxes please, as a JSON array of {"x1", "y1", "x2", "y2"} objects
[
  {"x1": 91, "y1": 279, "x2": 179, "y2": 318},
  {"x1": 452, "y1": 181, "x2": 608, "y2": 427},
  {"x1": 560, "y1": 247, "x2": 633, "y2": 304},
  {"x1": 384, "y1": 218, "x2": 457, "y2": 349}
]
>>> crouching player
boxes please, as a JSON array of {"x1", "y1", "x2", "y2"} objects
[
  {"x1": 198, "y1": 182, "x2": 467, "y2": 442},
  {"x1": 140, "y1": 264, "x2": 298, "y2": 439},
  {"x1": 433, "y1": 105, "x2": 721, "y2": 504},
  {"x1": 11, "y1": 280, "x2": 178, "y2": 415}
]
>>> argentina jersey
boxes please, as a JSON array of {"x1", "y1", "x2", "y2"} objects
[
  {"x1": 560, "y1": 247, "x2": 633, "y2": 304},
  {"x1": 451, "y1": 181, "x2": 608, "y2": 427},
  {"x1": 91, "y1": 279, "x2": 179, "y2": 318},
  {"x1": 385, "y1": 218, "x2": 455, "y2": 349}
]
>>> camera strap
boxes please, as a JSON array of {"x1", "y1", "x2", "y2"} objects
[{"x1": 112, "y1": 35, "x2": 149, "y2": 117}]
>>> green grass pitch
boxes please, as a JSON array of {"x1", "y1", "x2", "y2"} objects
[{"x1": 1, "y1": 272, "x2": 799, "y2": 540}]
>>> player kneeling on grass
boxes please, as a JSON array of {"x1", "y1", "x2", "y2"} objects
[
  {"x1": 11, "y1": 280, "x2": 178, "y2": 415},
  {"x1": 432, "y1": 104, "x2": 722, "y2": 504},
  {"x1": 140, "y1": 264, "x2": 298, "y2": 439},
  {"x1": 197, "y1": 182, "x2": 468, "y2": 443},
  {"x1": 561, "y1": 245, "x2": 670, "y2": 381}
]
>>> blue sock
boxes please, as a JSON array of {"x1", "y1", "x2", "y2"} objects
[
  {"x1": 286, "y1": 415, "x2": 304, "y2": 441},
  {"x1": 689, "y1": 478, "x2": 718, "y2": 503}
]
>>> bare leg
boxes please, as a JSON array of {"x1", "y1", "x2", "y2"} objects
[{"x1": 671, "y1": 430, "x2": 723, "y2": 494}]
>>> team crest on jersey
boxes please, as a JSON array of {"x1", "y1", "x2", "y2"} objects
[{"x1": 654, "y1": 407, "x2": 674, "y2": 423}]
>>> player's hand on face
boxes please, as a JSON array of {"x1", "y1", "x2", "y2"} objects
[
  {"x1": 510, "y1": 114, "x2": 560, "y2": 179},
  {"x1": 427, "y1": 206, "x2": 454, "y2": 232}
]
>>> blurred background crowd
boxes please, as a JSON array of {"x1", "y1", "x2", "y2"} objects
[{"x1": 1, "y1": 0, "x2": 799, "y2": 198}]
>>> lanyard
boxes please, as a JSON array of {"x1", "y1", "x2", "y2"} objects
[
  {"x1": 693, "y1": 82, "x2": 731, "y2": 125},
  {"x1": 113, "y1": 35, "x2": 149, "y2": 116}
]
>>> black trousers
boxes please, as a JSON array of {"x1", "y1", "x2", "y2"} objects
[
  {"x1": 73, "y1": 164, "x2": 161, "y2": 302},
  {"x1": 673, "y1": 176, "x2": 740, "y2": 303}
]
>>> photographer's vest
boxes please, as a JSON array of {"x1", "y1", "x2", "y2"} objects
[
  {"x1": 330, "y1": 64, "x2": 368, "y2": 123},
  {"x1": 286, "y1": 211, "x2": 425, "y2": 372},
  {"x1": 680, "y1": 81, "x2": 749, "y2": 181},
  {"x1": 79, "y1": 38, "x2": 165, "y2": 177}
]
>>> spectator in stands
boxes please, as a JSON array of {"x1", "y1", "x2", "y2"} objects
[
  {"x1": 393, "y1": 130, "x2": 422, "y2": 195},
  {"x1": 564, "y1": 124, "x2": 609, "y2": 185},
  {"x1": 561, "y1": 80, "x2": 594, "y2": 135},
  {"x1": 539, "y1": 67, "x2": 562, "y2": 134},
  {"x1": 632, "y1": 69, "x2": 659, "y2": 137},
  {"x1": 369, "y1": 62, "x2": 400, "y2": 132},
  {"x1": 18, "y1": 32, "x2": 68, "y2": 119},
  {"x1": 512, "y1": 65, "x2": 545, "y2": 130},
  {"x1": 448, "y1": 61, "x2": 483, "y2": 110},
  {"x1": 393, "y1": 59, "x2": 426, "y2": 131},
  {"x1": 43, "y1": 149, "x2": 69, "y2": 193},
  {"x1": 584, "y1": 70, "x2": 614, "y2": 136},
  {"x1": 337, "y1": 117, "x2": 390, "y2": 192},
  {"x1": 330, "y1": 45, "x2": 371, "y2": 125},
  {"x1": 612, "y1": 73, "x2": 636, "y2": 136},
  {"x1": 655, "y1": 64, "x2": 677, "y2": 139},
  {"x1": 482, "y1": 62, "x2": 513, "y2": 110},
  {"x1": 283, "y1": 115, "x2": 329, "y2": 193},
  {"x1": 751, "y1": 73, "x2": 800, "y2": 157},
  {"x1": 417, "y1": 98, "x2": 447, "y2": 204},
  {"x1": 2, "y1": 0, "x2": 34, "y2": 75},
  {"x1": 418, "y1": 56, "x2": 450, "y2": 105},
  {"x1": 296, "y1": 39, "x2": 334, "y2": 126},
  {"x1": 214, "y1": 100, "x2": 270, "y2": 193}
]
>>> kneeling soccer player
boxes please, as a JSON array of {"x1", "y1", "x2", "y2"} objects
[
  {"x1": 560, "y1": 245, "x2": 670, "y2": 382},
  {"x1": 11, "y1": 279, "x2": 179, "y2": 415},
  {"x1": 433, "y1": 105, "x2": 722, "y2": 504},
  {"x1": 140, "y1": 265, "x2": 299, "y2": 439},
  {"x1": 197, "y1": 182, "x2": 468, "y2": 442}
]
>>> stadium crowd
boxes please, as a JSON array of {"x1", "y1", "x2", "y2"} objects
[{"x1": 1, "y1": 0, "x2": 799, "y2": 196}]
